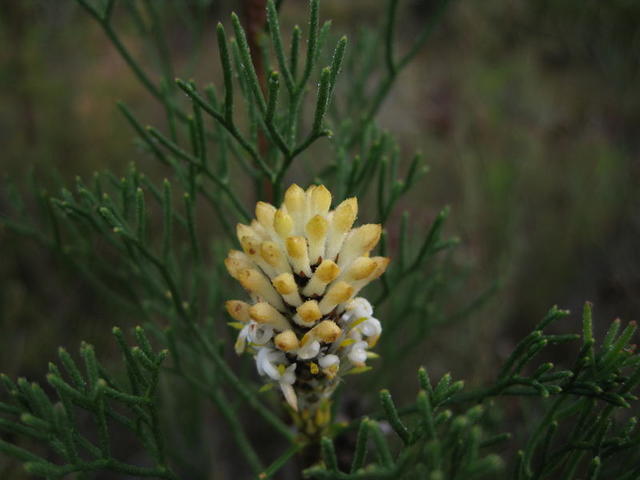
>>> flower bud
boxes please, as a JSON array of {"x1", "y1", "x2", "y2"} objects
[
  {"x1": 294, "y1": 300, "x2": 322, "y2": 327},
  {"x1": 303, "y1": 320, "x2": 342, "y2": 345},
  {"x1": 272, "y1": 273, "x2": 302, "y2": 306},
  {"x1": 238, "y1": 269, "x2": 286, "y2": 311},
  {"x1": 274, "y1": 330, "x2": 300, "y2": 352},
  {"x1": 345, "y1": 257, "x2": 376, "y2": 281},
  {"x1": 319, "y1": 281, "x2": 354, "y2": 314},
  {"x1": 306, "y1": 214, "x2": 329, "y2": 265},
  {"x1": 337, "y1": 224, "x2": 381, "y2": 270},
  {"x1": 309, "y1": 184, "x2": 332, "y2": 216},
  {"x1": 284, "y1": 184, "x2": 306, "y2": 233},
  {"x1": 255, "y1": 201, "x2": 276, "y2": 230},
  {"x1": 302, "y1": 260, "x2": 340, "y2": 297},
  {"x1": 241, "y1": 235, "x2": 275, "y2": 276},
  {"x1": 350, "y1": 256, "x2": 391, "y2": 294},
  {"x1": 274, "y1": 208, "x2": 293, "y2": 239},
  {"x1": 224, "y1": 250, "x2": 255, "y2": 279},
  {"x1": 325, "y1": 197, "x2": 357, "y2": 260},
  {"x1": 249, "y1": 302, "x2": 292, "y2": 331},
  {"x1": 260, "y1": 241, "x2": 291, "y2": 274},
  {"x1": 286, "y1": 236, "x2": 312, "y2": 277},
  {"x1": 225, "y1": 300, "x2": 251, "y2": 323}
]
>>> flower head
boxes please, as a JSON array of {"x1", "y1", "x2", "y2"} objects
[{"x1": 225, "y1": 184, "x2": 389, "y2": 414}]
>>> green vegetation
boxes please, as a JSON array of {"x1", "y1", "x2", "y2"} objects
[{"x1": 1, "y1": 0, "x2": 638, "y2": 478}]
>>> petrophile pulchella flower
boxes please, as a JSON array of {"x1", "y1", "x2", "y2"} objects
[{"x1": 225, "y1": 184, "x2": 389, "y2": 419}]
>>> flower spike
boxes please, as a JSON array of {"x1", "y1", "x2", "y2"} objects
[{"x1": 224, "y1": 184, "x2": 388, "y2": 418}]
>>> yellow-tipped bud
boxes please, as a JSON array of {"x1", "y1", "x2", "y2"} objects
[
  {"x1": 225, "y1": 300, "x2": 251, "y2": 323},
  {"x1": 348, "y1": 256, "x2": 393, "y2": 297},
  {"x1": 302, "y1": 260, "x2": 340, "y2": 297},
  {"x1": 237, "y1": 269, "x2": 261, "y2": 291},
  {"x1": 370, "y1": 256, "x2": 391, "y2": 279},
  {"x1": 296, "y1": 300, "x2": 322, "y2": 325},
  {"x1": 272, "y1": 273, "x2": 297, "y2": 295},
  {"x1": 286, "y1": 236, "x2": 306, "y2": 259},
  {"x1": 306, "y1": 214, "x2": 329, "y2": 264},
  {"x1": 260, "y1": 241, "x2": 286, "y2": 268},
  {"x1": 310, "y1": 185, "x2": 332, "y2": 215},
  {"x1": 316, "y1": 260, "x2": 340, "y2": 282},
  {"x1": 325, "y1": 281, "x2": 354, "y2": 304},
  {"x1": 286, "y1": 236, "x2": 312, "y2": 277},
  {"x1": 272, "y1": 272, "x2": 302, "y2": 307},
  {"x1": 347, "y1": 257, "x2": 377, "y2": 281},
  {"x1": 255, "y1": 201, "x2": 276, "y2": 229},
  {"x1": 325, "y1": 198, "x2": 358, "y2": 261},
  {"x1": 274, "y1": 209, "x2": 293, "y2": 239},
  {"x1": 237, "y1": 269, "x2": 285, "y2": 311},
  {"x1": 356, "y1": 224, "x2": 382, "y2": 251},
  {"x1": 333, "y1": 198, "x2": 358, "y2": 232},
  {"x1": 319, "y1": 281, "x2": 354, "y2": 314},
  {"x1": 248, "y1": 302, "x2": 291, "y2": 330},
  {"x1": 224, "y1": 250, "x2": 254, "y2": 279},
  {"x1": 240, "y1": 235, "x2": 260, "y2": 256},
  {"x1": 224, "y1": 257, "x2": 241, "y2": 279},
  {"x1": 337, "y1": 224, "x2": 382, "y2": 269},
  {"x1": 236, "y1": 223, "x2": 256, "y2": 243},
  {"x1": 311, "y1": 320, "x2": 342, "y2": 343},
  {"x1": 284, "y1": 184, "x2": 305, "y2": 214},
  {"x1": 248, "y1": 302, "x2": 276, "y2": 322},
  {"x1": 239, "y1": 236, "x2": 276, "y2": 276},
  {"x1": 274, "y1": 330, "x2": 300, "y2": 351},
  {"x1": 306, "y1": 215, "x2": 328, "y2": 241}
]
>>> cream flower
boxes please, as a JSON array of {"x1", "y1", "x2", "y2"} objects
[{"x1": 224, "y1": 184, "x2": 390, "y2": 413}]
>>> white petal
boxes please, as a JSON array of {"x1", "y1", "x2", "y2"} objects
[
  {"x1": 360, "y1": 318, "x2": 382, "y2": 338},
  {"x1": 345, "y1": 297, "x2": 373, "y2": 321},
  {"x1": 234, "y1": 325, "x2": 251, "y2": 354},
  {"x1": 280, "y1": 382, "x2": 298, "y2": 411},
  {"x1": 348, "y1": 341, "x2": 368, "y2": 365},
  {"x1": 248, "y1": 323, "x2": 274, "y2": 345},
  {"x1": 318, "y1": 354, "x2": 340, "y2": 368},
  {"x1": 256, "y1": 347, "x2": 281, "y2": 380},
  {"x1": 281, "y1": 363, "x2": 297, "y2": 385},
  {"x1": 297, "y1": 340, "x2": 321, "y2": 360}
]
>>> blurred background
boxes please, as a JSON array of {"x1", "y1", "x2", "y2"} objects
[{"x1": 1, "y1": 0, "x2": 639, "y2": 477}]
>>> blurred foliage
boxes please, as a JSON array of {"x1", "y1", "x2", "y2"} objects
[{"x1": 1, "y1": 0, "x2": 639, "y2": 478}]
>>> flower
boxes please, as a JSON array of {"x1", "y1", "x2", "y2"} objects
[{"x1": 224, "y1": 184, "x2": 389, "y2": 416}]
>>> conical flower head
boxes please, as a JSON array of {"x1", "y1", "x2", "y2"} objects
[{"x1": 225, "y1": 184, "x2": 389, "y2": 413}]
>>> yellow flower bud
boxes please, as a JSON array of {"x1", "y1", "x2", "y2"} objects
[
  {"x1": 337, "y1": 224, "x2": 382, "y2": 269},
  {"x1": 295, "y1": 300, "x2": 322, "y2": 326},
  {"x1": 310, "y1": 184, "x2": 332, "y2": 215},
  {"x1": 249, "y1": 302, "x2": 291, "y2": 331},
  {"x1": 274, "y1": 208, "x2": 293, "y2": 239},
  {"x1": 302, "y1": 260, "x2": 340, "y2": 297},
  {"x1": 306, "y1": 214, "x2": 329, "y2": 264},
  {"x1": 225, "y1": 300, "x2": 251, "y2": 323},
  {"x1": 286, "y1": 236, "x2": 312, "y2": 277},
  {"x1": 319, "y1": 281, "x2": 354, "y2": 314},
  {"x1": 274, "y1": 330, "x2": 300, "y2": 352},
  {"x1": 255, "y1": 201, "x2": 276, "y2": 229},
  {"x1": 238, "y1": 269, "x2": 285, "y2": 311}
]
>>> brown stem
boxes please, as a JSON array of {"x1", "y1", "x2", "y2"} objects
[{"x1": 243, "y1": 0, "x2": 274, "y2": 202}]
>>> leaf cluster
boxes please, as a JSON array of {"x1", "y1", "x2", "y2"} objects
[
  {"x1": 1, "y1": 1, "x2": 639, "y2": 479},
  {"x1": 0, "y1": 327, "x2": 175, "y2": 479},
  {"x1": 306, "y1": 304, "x2": 640, "y2": 479}
]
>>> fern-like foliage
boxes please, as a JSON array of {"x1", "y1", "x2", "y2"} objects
[
  {"x1": 0, "y1": 327, "x2": 175, "y2": 478},
  {"x1": 306, "y1": 305, "x2": 640, "y2": 479},
  {"x1": 0, "y1": 0, "x2": 639, "y2": 479}
]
